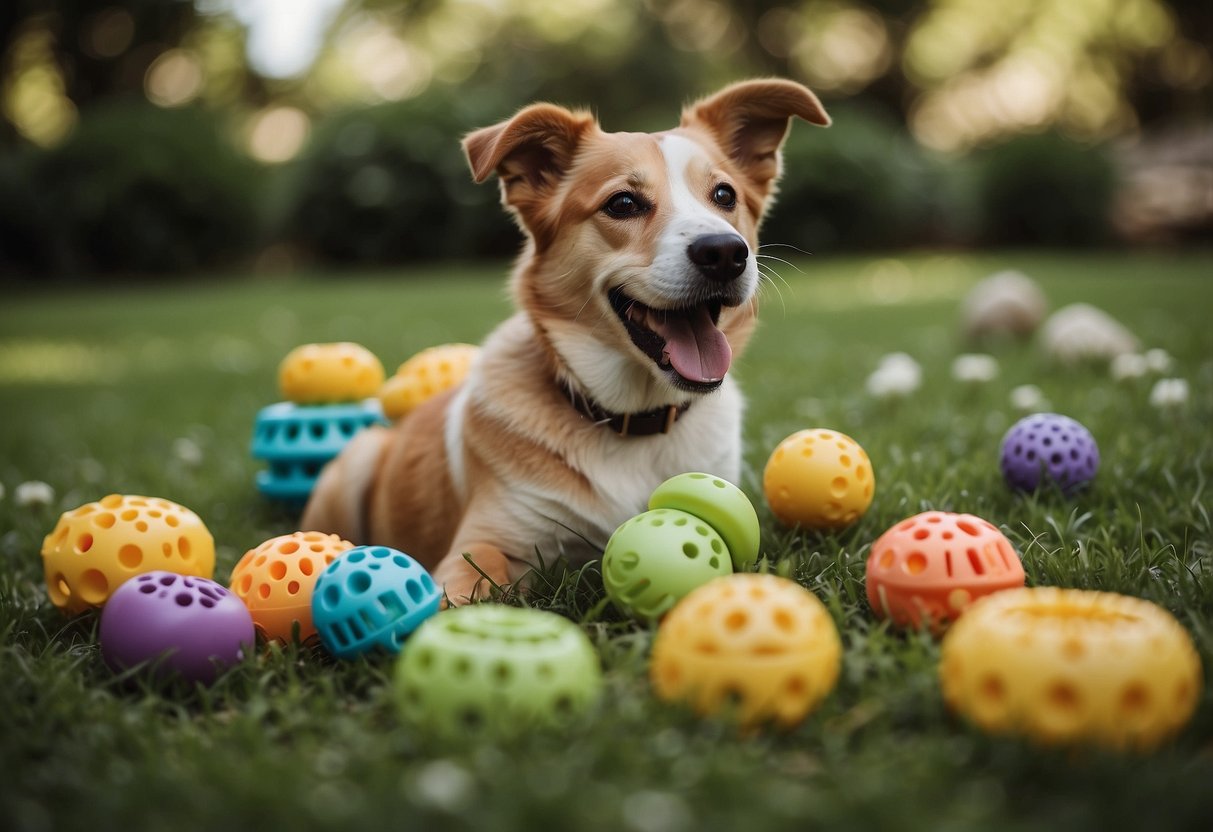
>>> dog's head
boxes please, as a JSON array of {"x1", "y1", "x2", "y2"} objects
[{"x1": 464, "y1": 80, "x2": 829, "y2": 413}]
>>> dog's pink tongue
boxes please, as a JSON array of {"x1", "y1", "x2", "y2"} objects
[{"x1": 651, "y1": 306, "x2": 732, "y2": 383}]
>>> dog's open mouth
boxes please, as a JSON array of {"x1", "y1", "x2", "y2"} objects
[{"x1": 608, "y1": 288, "x2": 732, "y2": 391}]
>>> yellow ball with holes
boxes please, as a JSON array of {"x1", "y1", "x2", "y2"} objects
[
  {"x1": 379, "y1": 343, "x2": 479, "y2": 419},
  {"x1": 650, "y1": 574, "x2": 842, "y2": 728},
  {"x1": 764, "y1": 429, "x2": 875, "y2": 530},
  {"x1": 41, "y1": 494, "x2": 215, "y2": 615},
  {"x1": 279, "y1": 342, "x2": 385, "y2": 404},
  {"x1": 940, "y1": 587, "x2": 1202, "y2": 750}
]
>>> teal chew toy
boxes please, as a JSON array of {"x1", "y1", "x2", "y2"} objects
[
  {"x1": 649, "y1": 472, "x2": 761, "y2": 569},
  {"x1": 394, "y1": 605, "x2": 602, "y2": 738},
  {"x1": 312, "y1": 545, "x2": 441, "y2": 659},
  {"x1": 250, "y1": 399, "x2": 387, "y2": 502},
  {"x1": 603, "y1": 508, "x2": 733, "y2": 619}
]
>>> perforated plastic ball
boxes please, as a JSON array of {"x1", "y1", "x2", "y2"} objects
[
  {"x1": 1000, "y1": 413, "x2": 1098, "y2": 494},
  {"x1": 764, "y1": 429, "x2": 875, "y2": 530},
  {"x1": 648, "y1": 473, "x2": 761, "y2": 569},
  {"x1": 229, "y1": 531, "x2": 353, "y2": 643},
  {"x1": 100, "y1": 571, "x2": 254, "y2": 684},
  {"x1": 279, "y1": 342, "x2": 385, "y2": 404},
  {"x1": 312, "y1": 546, "x2": 441, "y2": 659},
  {"x1": 603, "y1": 508, "x2": 733, "y2": 619},
  {"x1": 940, "y1": 587, "x2": 1202, "y2": 750},
  {"x1": 394, "y1": 605, "x2": 602, "y2": 739},
  {"x1": 41, "y1": 494, "x2": 215, "y2": 615},
  {"x1": 866, "y1": 511, "x2": 1025, "y2": 630},
  {"x1": 651, "y1": 574, "x2": 842, "y2": 728},
  {"x1": 379, "y1": 343, "x2": 480, "y2": 419}
]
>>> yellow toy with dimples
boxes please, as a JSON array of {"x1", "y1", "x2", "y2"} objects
[
  {"x1": 763, "y1": 428, "x2": 875, "y2": 530},
  {"x1": 379, "y1": 343, "x2": 480, "y2": 420}
]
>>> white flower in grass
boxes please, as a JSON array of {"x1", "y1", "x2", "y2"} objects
[
  {"x1": 866, "y1": 352, "x2": 922, "y2": 398},
  {"x1": 173, "y1": 437, "x2": 204, "y2": 467},
  {"x1": 1009, "y1": 384, "x2": 1047, "y2": 411},
  {"x1": 951, "y1": 353, "x2": 999, "y2": 383},
  {"x1": 1145, "y1": 348, "x2": 1174, "y2": 373},
  {"x1": 1149, "y1": 378, "x2": 1189, "y2": 409},
  {"x1": 409, "y1": 760, "x2": 474, "y2": 812},
  {"x1": 1110, "y1": 353, "x2": 1149, "y2": 381},
  {"x1": 15, "y1": 481, "x2": 54, "y2": 508}
]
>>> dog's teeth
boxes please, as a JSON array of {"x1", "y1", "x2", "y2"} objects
[
  {"x1": 628, "y1": 304, "x2": 646, "y2": 324},
  {"x1": 660, "y1": 350, "x2": 671, "y2": 367}
]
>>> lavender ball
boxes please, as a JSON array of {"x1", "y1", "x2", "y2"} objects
[
  {"x1": 1000, "y1": 413, "x2": 1099, "y2": 494},
  {"x1": 100, "y1": 571, "x2": 254, "y2": 684}
]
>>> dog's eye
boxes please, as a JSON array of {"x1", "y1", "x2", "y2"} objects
[
  {"x1": 603, "y1": 192, "x2": 647, "y2": 218},
  {"x1": 711, "y1": 184, "x2": 737, "y2": 209}
]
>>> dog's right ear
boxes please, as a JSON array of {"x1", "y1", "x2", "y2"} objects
[{"x1": 463, "y1": 104, "x2": 595, "y2": 238}]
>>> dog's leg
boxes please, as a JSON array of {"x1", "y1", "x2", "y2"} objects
[
  {"x1": 433, "y1": 542, "x2": 513, "y2": 606},
  {"x1": 300, "y1": 425, "x2": 390, "y2": 543}
]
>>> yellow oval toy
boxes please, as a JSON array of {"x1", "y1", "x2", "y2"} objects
[
  {"x1": 229, "y1": 531, "x2": 353, "y2": 643},
  {"x1": 764, "y1": 429, "x2": 875, "y2": 530},
  {"x1": 279, "y1": 342, "x2": 385, "y2": 404},
  {"x1": 378, "y1": 343, "x2": 479, "y2": 419},
  {"x1": 41, "y1": 494, "x2": 215, "y2": 615},
  {"x1": 940, "y1": 587, "x2": 1202, "y2": 751},
  {"x1": 650, "y1": 574, "x2": 842, "y2": 728}
]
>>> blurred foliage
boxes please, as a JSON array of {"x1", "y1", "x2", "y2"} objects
[{"x1": 8, "y1": 101, "x2": 261, "y2": 276}]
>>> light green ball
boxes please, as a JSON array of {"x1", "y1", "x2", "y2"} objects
[
  {"x1": 602, "y1": 508, "x2": 733, "y2": 619},
  {"x1": 394, "y1": 605, "x2": 602, "y2": 739},
  {"x1": 648, "y1": 472, "x2": 761, "y2": 569}
]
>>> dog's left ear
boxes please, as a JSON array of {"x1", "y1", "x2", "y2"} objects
[{"x1": 681, "y1": 79, "x2": 829, "y2": 205}]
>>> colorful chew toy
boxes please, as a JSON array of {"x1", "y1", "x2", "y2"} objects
[
  {"x1": 278, "y1": 342, "x2": 385, "y2": 404},
  {"x1": 311, "y1": 545, "x2": 441, "y2": 659},
  {"x1": 940, "y1": 587, "x2": 1202, "y2": 750},
  {"x1": 394, "y1": 605, "x2": 602, "y2": 739},
  {"x1": 650, "y1": 574, "x2": 842, "y2": 728},
  {"x1": 229, "y1": 531, "x2": 353, "y2": 643},
  {"x1": 764, "y1": 429, "x2": 875, "y2": 530},
  {"x1": 1000, "y1": 413, "x2": 1099, "y2": 494},
  {"x1": 379, "y1": 343, "x2": 480, "y2": 420},
  {"x1": 99, "y1": 571, "x2": 254, "y2": 684},
  {"x1": 252, "y1": 342, "x2": 389, "y2": 503},
  {"x1": 603, "y1": 473, "x2": 762, "y2": 619},
  {"x1": 41, "y1": 494, "x2": 215, "y2": 615},
  {"x1": 866, "y1": 511, "x2": 1025, "y2": 630}
]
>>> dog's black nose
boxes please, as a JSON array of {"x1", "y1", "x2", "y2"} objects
[{"x1": 687, "y1": 233, "x2": 749, "y2": 282}]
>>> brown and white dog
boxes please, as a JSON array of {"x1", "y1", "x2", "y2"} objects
[{"x1": 301, "y1": 79, "x2": 829, "y2": 603}]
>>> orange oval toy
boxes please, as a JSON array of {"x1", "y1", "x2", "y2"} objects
[
  {"x1": 378, "y1": 343, "x2": 479, "y2": 420},
  {"x1": 865, "y1": 510, "x2": 1024, "y2": 629},
  {"x1": 229, "y1": 531, "x2": 353, "y2": 643}
]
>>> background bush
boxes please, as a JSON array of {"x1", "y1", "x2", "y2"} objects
[{"x1": 1, "y1": 101, "x2": 261, "y2": 280}]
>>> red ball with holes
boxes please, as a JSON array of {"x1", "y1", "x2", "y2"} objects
[{"x1": 865, "y1": 511, "x2": 1025, "y2": 630}]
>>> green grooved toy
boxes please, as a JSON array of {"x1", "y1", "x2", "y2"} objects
[{"x1": 648, "y1": 472, "x2": 761, "y2": 569}]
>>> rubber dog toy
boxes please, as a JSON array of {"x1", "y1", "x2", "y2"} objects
[
  {"x1": 648, "y1": 472, "x2": 761, "y2": 569},
  {"x1": 650, "y1": 574, "x2": 842, "y2": 728},
  {"x1": 394, "y1": 605, "x2": 602, "y2": 739},
  {"x1": 100, "y1": 571, "x2": 254, "y2": 684},
  {"x1": 764, "y1": 429, "x2": 875, "y2": 530},
  {"x1": 229, "y1": 531, "x2": 354, "y2": 643},
  {"x1": 279, "y1": 342, "x2": 385, "y2": 404},
  {"x1": 41, "y1": 494, "x2": 215, "y2": 615},
  {"x1": 866, "y1": 510, "x2": 1024, "y2": 629},
  {"x1": 940, "y1": 587, "x2": 1202, "y2": 750},
  {"x1": 379, "y1": 343, "x2": 480, "y2": 419},
  {"x1": 312, "y1": 545, "x2": 441, "y2": 659},
  {"x1": 1000, "y1": 413, "x2": 1099, "y2": 493}
]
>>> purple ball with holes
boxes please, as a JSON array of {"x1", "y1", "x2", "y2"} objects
[
  {"x1": 1000, "y1": 413, "x2": 1099, "y2": 494},
  {"x1": 99, "y1": 571, "x2": 255, "y2": 684}
]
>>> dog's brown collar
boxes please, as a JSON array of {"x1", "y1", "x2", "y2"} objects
[{"x1": 568, "y1": 388, "x2": 689, "y2": 437}]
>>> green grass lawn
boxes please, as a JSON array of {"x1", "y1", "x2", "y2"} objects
[{"x1": 2, "y1": 250, "x2": 1212, "y2": 832}]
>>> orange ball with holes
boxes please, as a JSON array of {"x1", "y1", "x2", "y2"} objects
[
  {"x1": 229, "y1": 531, "x2": 353, "y2": 643},
  {"x1": 41, "y1": 494, "x2": 214, "y2": 615},
  {"x1": 764, "y1": 429, "x2": 875, "y2": 530},
  {"x1": 865, "y1": 511, "x2": 1024, "y2": 630}
]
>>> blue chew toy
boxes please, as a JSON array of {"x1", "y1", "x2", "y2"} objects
[
  {"x1": 250, "y1": 399, "x2": 387, "y2": 503},
  {"x1": 311, "y1": 545, "x2": 441, "y2": 658}
]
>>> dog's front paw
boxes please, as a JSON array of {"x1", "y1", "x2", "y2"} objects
[{"x1": 434, "y1": 544, "x2": 512, "y2": 607}]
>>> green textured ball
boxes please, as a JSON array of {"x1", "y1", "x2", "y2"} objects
[
  {"x1": 394, "y1": 605, "x2": 602, "y2": 739},
  {"x1": 649, "y1": 472, "x2": 761, "y2": 569},
  {"x1": 602, "y1": 508, "x2": 734, "y2": 619}
]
